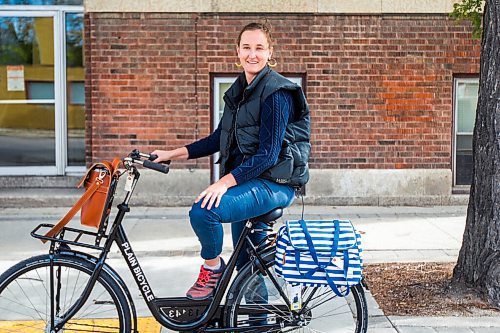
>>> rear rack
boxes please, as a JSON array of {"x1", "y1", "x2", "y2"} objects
[{"x1": 31, "y1": 223, "x2": 107, "y2": 251}]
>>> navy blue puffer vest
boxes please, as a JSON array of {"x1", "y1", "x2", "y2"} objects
[{"x1": 219, "y1": 66, "x2": 310, "y2": 187}]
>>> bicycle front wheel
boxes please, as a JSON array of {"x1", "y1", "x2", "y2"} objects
[
  {"x1": 225, "y1": 251, "x2": 368, "y2": 333},
  {"x1": 0, "y1": 254, "x2": 131, "y2": 332}
]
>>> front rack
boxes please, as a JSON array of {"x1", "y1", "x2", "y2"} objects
[{"x1": 31, "y1": 223, "x2": 107, "y2": 251}]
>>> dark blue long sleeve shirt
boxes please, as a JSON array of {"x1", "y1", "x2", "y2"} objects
[{"x1": 186, "y1": 89, "x2": 293, "y2": 184}]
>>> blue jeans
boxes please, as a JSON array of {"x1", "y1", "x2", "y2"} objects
[{"x1": 189, "y1": 178, "x2": 295, "y2": 269}]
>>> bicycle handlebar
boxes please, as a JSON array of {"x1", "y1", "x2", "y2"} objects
[
  {"x1": 142, "y1": 159, "x2": 170, "y2": 174},
  {"x1": 126, "y1": 149, "x2": 170, "y2": 174}
]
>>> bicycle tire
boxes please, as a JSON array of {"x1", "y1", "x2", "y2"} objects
[
  {"x1": 225, "y1": 250, "x2": 368, "y2": 333},
  {"x1": 0, "y1": 254, "x2": 131, "y2": 332}
]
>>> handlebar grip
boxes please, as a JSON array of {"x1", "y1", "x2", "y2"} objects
[
  {"x1": 148, "y1": 154, "x2": 171, "y2": 165},
  {"x1": 143, "y1": 160, "x2": 170, "y2": 174}
]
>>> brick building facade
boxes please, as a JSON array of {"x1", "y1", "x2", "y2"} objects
[{"x1": 83, "y1": 0, "x2": 480, "y2": 205}]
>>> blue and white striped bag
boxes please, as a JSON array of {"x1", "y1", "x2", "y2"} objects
[{"x1": 275, "y1": 219, "x2": 363, "y2": 296}]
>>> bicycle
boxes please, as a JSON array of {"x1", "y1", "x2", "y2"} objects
[{"x1": 0, "y1": 149, "x2": 368, "y2": 333}]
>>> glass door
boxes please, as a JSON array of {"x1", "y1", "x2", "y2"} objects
[
  {"x1": 0, "y1": 7, "x2": 83, "y2": 175},
  {"x1": 0, "y1": 7, "x2": 85, "y2": 176},
  {"x1": 0, "y1": 11, "x2": 59, "y2": 174}
]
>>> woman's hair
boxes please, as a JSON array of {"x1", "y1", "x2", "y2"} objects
[{"x1": 236, "y1": 21, "x2": 274, "y2": 48}]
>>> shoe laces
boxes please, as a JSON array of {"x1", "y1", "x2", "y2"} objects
[{"x1": 196, "y1": 267, "x2": 212, "y2": 287}]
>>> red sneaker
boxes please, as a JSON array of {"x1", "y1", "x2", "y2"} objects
[{"x1": 186, "y1": 259, "x2": 226, "y2": 300}]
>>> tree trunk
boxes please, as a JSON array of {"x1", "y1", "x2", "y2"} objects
[{"x1": 453, "y1": 0, "x2": 500, "y2": 307}]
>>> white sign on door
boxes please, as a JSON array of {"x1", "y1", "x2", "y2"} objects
[{"x1": 7, "y1": 65, "x2": 25, "y2": 91}]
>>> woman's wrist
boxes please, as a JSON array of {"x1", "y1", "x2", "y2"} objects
[
  {"x1": 219, "y1": 173, "x2": 237, "y2": 188},
  {"x1": 175, "y1": 146, "x2": 189, "y2": 160}
]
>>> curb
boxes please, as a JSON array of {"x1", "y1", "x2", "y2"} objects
[
  {"x1": 0, "y1": 188, "x2": 470, "y2": 208},
  {"x1": 388, "y1": 315, "x2": 500, "y2": 329}
]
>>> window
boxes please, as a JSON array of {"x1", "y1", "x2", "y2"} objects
[
  {"x1": 27, "y1": 81, "x2": 55, "y2": 100},
  {"x1": 212, "y1": 75, "x2": 304, "y2": 182},
  {"x1": 454, "y1": 78, "x2": 478, "y2": 186},
  {"x1": 69, "y1": 81, "x2": 84, "y2": 104},
  {"x1": 212, "y1": 77, "x2": 236, "y2": 182}
]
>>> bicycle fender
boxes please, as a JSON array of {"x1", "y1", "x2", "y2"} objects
[{"x1": 57, "y1": 249, "x2": 139, "y2": 331}]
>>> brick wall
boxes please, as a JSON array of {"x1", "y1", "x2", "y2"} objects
[{"x1": 84, "y1": 13, "x2": 480, "y2": 170}]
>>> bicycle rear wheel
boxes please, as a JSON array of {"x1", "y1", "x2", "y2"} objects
[
  {"x1": 0, "y1": 254, "x2": 131, "y2": 332},
  {"x1": 225, "y1": 251, "x2": 368, "y2": 333}
]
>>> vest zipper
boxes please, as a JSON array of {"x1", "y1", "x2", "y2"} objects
[
  {"x1": 233, "y1": 104, "x2": 242, "y2": 153},
  {"x1": 231, "y1": 88, "x2": 248, "y2": 158},
  {"x1": 222, "y1": 100, "x2": 243, "y2": 175},
  {"x1": 233, "y1": 87, "x2": 248, "y2": 152}
]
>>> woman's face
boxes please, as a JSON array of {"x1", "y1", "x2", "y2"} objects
[{"x1": 237, "y1": 29, "x2": 273, "y2": 84}]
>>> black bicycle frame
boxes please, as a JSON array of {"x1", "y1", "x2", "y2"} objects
[
  {"x1": 114, "y1": 203, "x2": 287, "y2": 331},
  {"x1": 48, "y1": 163, "x2": 294, "y2": 332}
]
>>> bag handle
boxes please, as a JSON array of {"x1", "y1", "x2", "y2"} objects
[
  {"x1": 41, "y1": 158, "x2": 121, "y2": 243},
  {"x1": 294, "y1": 219, "x2": 350, "y2": 297},
  {"x1": 299, "y1": 219, "x2": 340, "y2": 265}
]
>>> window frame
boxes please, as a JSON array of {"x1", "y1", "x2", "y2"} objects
[
  {"x1": 453, "y1": 77, "x2": 479, "y2": 187},
  {"x1": 211, "y1": 76, "x2": 238, "y2": 182}
]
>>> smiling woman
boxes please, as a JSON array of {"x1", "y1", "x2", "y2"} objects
[
  {"x1": 151, "y1": 20, "x2": 311, "y2": 300},
  {"x1": 236, "y1": 23, "x2": 275, "y2": 84}
]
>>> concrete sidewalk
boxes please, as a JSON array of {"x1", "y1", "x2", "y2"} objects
[
  {"x1": 0, "y1": 205, "x2": 468, "y2": 261},
  {"x1": 0, "y1": 204, "x2": 498, "y2": 332}
]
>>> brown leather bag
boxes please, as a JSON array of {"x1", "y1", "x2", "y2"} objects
[{"x1": 42, "y1": 158, "x2": 121, "y2": 241}]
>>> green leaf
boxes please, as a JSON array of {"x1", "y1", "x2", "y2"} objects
[{"x1": 449, "y1": 0, "x2": 485, "y2": 39}]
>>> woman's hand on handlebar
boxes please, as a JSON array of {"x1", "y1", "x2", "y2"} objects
[
  {"x1": 151, "y1": 147, "x2": 189, "y2": 163},
  {"x1": 196, "y1": 174, "x2": 237, "y2": 210}
]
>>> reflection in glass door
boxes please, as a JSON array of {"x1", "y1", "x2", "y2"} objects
[
  {"x1": 0, "y1": 7, "x2": 84, "y2": 175},
  {"x1": 0, "y1": 14, "x2": 56, "y2": 168}
]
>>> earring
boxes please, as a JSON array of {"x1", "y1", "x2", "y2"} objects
[
  {"x1": 268, "y1": 58, "x2": 278, "y2": 67},
  {"x1": 235, "y1": 62, "x2": 243, "y2": 68}
]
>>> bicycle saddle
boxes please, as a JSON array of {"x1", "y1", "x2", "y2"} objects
[{"x1": 250, "y1": 208, "x2": 283, "y2": 225}]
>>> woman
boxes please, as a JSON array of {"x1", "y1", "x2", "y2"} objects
[{"x1": 152, "y1": 22, "x2": 310, "y2": 300}]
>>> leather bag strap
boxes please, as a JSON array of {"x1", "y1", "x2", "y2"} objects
[
  {"x1": 111, "y1": 158, "x2": 121, "y2": 175},
  {"x1": 77, "y1": 160, "x2": 113, "y2": 188},
  {"x1": 41, "y1": 180, "x2": 102, "y2": 242}
]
